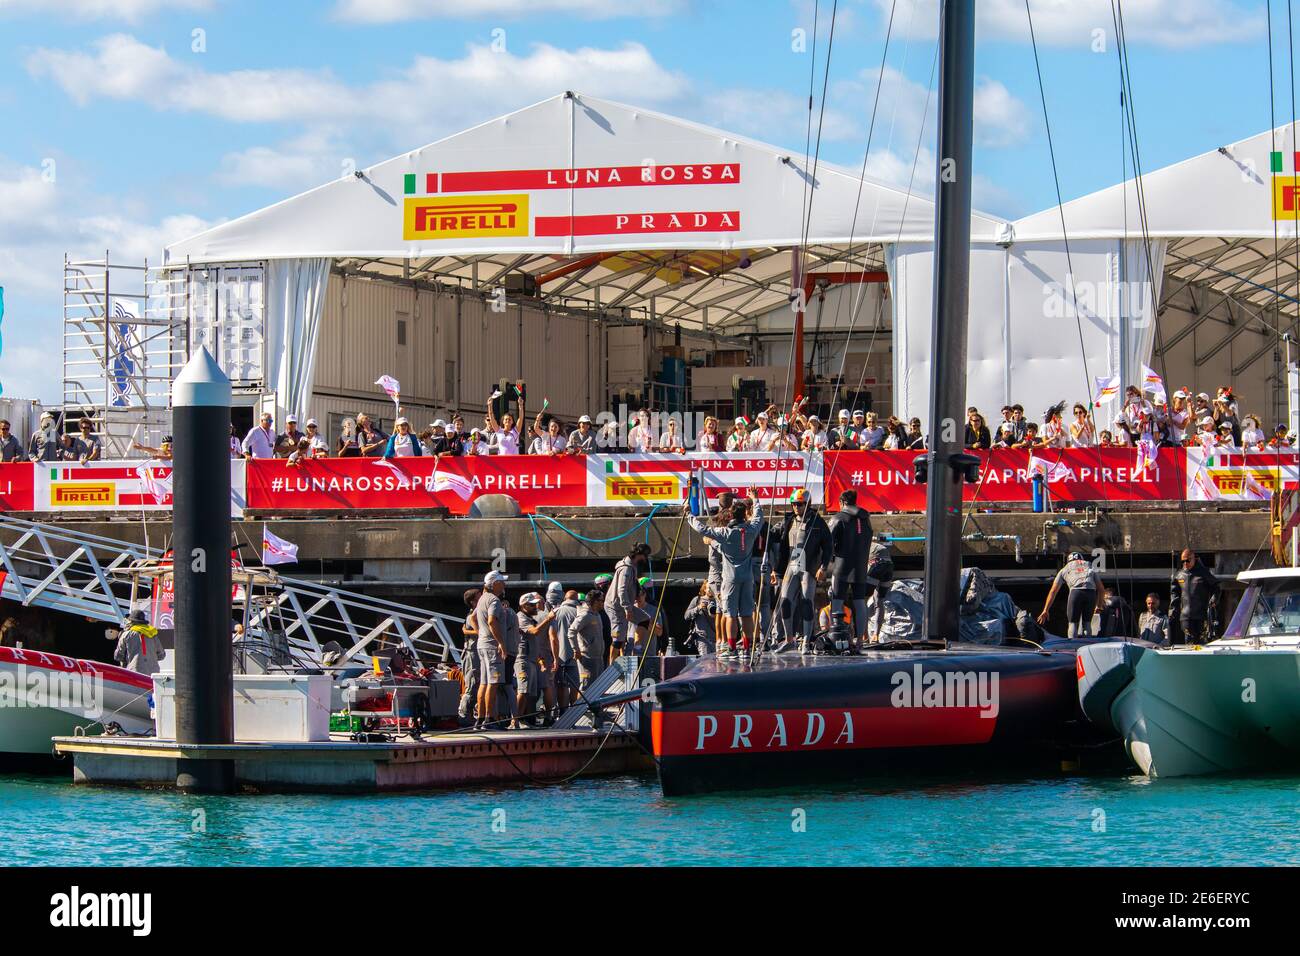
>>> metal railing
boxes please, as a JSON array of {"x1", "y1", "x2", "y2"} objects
[{"x1": 0, "y1": 515, "x2": 462, "y2": 668}]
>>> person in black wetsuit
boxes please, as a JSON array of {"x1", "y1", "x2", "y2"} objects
[
  {"x1": 826, "y1": 489, "x2": 873, "y2": 648},
  {"x1": 1170, "y1": 548, "x2": 1221, "y2": 644},
  {"x1": 770, "y1": 488, "x2": 833, "y2": 653}
]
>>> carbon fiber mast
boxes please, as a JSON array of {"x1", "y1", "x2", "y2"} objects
[{"x1": 920, "y1": 0, "x2": 978, "y2": 644}]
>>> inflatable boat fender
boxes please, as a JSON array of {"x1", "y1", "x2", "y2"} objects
[{"x1": 1076, "y1": 641, "x2": 1147, "y2": 735}]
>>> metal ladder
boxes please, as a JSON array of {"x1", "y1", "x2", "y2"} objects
[{"x1": 0, "y1": 515, "x2": 462, "y2": 668}]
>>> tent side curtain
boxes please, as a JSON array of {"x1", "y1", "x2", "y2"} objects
[
  {"x1": 265, "y1": 257, "x2": 331, "y2": 422},
  {"x1": 888, "y1": 238, "x2": 1168, "y2": 427}
]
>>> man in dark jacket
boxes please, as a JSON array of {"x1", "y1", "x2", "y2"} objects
[
  {"x1": 827, "y1": 489, "x2": 873, "y2": 648},
  {"x1": 771, "y1": 488, "x2": 833, "y2": 653},
  {"x1": 1170, "y1": 548, "x2": 1220, "y2": 644}
]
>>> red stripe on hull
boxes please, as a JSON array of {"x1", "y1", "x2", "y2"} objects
[
  {"x1": 0, "y1": 646, "x2": 153, "y2": 691},
  {"x1": 652, "y1": 704, "x2": 997, "y2": 757}
]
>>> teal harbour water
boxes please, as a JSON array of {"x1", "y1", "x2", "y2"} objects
[{"x1": 4, "y1": 771, "x2": 1300, "y2": 866}]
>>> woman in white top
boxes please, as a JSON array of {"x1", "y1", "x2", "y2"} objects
[
  {"x1": 304, "y1": 419, "x2": 329, "y2": 457},
  {"x1": 627, "y1": 410, "x2": 655, "y2": 453},
  {"x1": 1241, "y1": 415, "x2": 1266, "y2": 450},
  {"x1": 1166, "y1": 390, "x2": 1190, "y2": 443},
  {"x1": 659, "y1": 418, "x2": 685, "y2": 453},
  {"x1": 1041, "y1": 402, "x2": 1069, "y2": 448},
  {"x1": 801, "y1": 416, "x2": 828, "y2": 451},
  {"x1": 1193, "y1": 416, "x2": 1218, "y2": 452},
  {"x1": 485, "y1": 380, "x2": 525, "y2": 455},
  {"x1": 386, "y1": 418, "x2": 418, "y2": 457},
  {"x1": 1068, "y1": 403, "x2": 1096, "y2": 447},
  {"x1": 529, "y1": 416, "x2": 568, "y2": 455},
  {"x1": 463, "y1": 429, "x2": 491, "y2": 456}
]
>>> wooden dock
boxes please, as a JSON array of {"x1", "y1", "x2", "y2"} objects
[{"x1": 52, "y1": 728, "x2": 652, "y2": 792}]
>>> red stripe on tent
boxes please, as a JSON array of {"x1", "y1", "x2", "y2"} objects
[
  {"x1": 535, "y1": 211, "x2": 740, "y2": 237},
  {"x1": 55, "y1": 467, "x2": 150, "y2": 481},
  {"x1": 439, "y1": 164, "x2": 740, "y2": 192}
]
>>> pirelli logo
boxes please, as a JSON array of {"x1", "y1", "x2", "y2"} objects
[
  {"x1": 403, "y1": 193, "x2": 530, "y2": 240},
  {"x1": 51, "y1": 483, "x2": 116, "y2": 506},
  {"x1": 605, "y1": 476, "x2": 679, "y2": 501}
]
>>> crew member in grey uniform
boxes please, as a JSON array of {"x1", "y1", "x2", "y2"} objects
[
  {"x1": 1137, "y1": 592, "x2": 1170, "y2": 645},
  {"x1": 772, "y1": 488, "x2": 832, "y2": 653},
  {"x1": 458, "y1": 588, "x2": 481, "y2": 722},
  {"x1": 607, "y1": 543, "x2": 651, "y2": 661},
  {"x1": 551, "y1": 587, "x2": 582, "y2": 710},
  {"x1": 826, "y1": 489, "x2": 873, "y2": 648},
  {"x1": 1037, "y1": 550, "x2": 1104, "y2": 637},
  {"x1": 569, "y1": 589, "x2": 607, "y2": 692},
  {"x1": 473, "y1": 570, "x2": 510, "y2": 730},
  {"x1": 516, "y1": 593, "x2": 555, "y2": 727},
  {"x1": 705, "y1": 491, "x2": 734, "y2": 652},
  {"x1": 686, "y1": 491, "x2": 764, "y2": 657}
]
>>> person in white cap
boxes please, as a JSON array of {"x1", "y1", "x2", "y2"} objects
[
  {"x1": 831, "y1": 410, "x2": 857, "y2": 450},
  {"x1": 382, "y1": 417, "x2": 422, "y2": 458},
  {"x1": 276, "y1": 414, "x2": 304, "y2": 457},
  {"x1": 304, "y1": 418, "x2": 329, "y2": 458},
  {"x1": 1194, "y1": 415, "x2": 1218, "y2": 453},
  {"x1": 745, "y1": 406, "x2": 781, "y2": 451},
  {"x1": 423, "y1": 420, "x2": 459, "y2": 457},
  {"x1": 801, "y1": 414, "x2": 828, "y2": 451},
  {"x1": 1167, "y1": 389, "x2": 1191, "y2": 443},
  {"x1": 516, "y1": 592, "x2": 557, "y2": 726},
  {"x1": 726, "y1": 416, "x2": 750, "y2": 451},
  {"x1": 474, "y1": 570, "x2": 510, "y2": 730},
  {"x1": 567, "y1": 414, "x2": 597, "y2": 453}
]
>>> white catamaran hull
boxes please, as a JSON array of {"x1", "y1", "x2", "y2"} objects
[{"x1": 0, "y1": 647, "x2": 153, "y2": 757}]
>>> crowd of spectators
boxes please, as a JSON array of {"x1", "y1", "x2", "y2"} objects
[{"x1": 964, "y1": 386, "x2": 1293, "y2": 453}]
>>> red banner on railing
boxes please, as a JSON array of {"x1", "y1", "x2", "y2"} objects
[
  {"x1": 245, "y1": 455, "x2": 589, "y2": 514},
  {"x1": 0, "y1": 463, "x2": 35, "y2": 511},
  {"x1": 823, "y1": 448, "x2": 1187, "y2": 511}
]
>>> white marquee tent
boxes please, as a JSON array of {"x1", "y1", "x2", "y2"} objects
[{"x1": 164, "y1": 92, "x2": 1300, "y2": 426}]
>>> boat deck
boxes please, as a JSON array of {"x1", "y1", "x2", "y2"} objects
[{"x1": 52, "y1": 727, "x2": 651, "y2": 792}]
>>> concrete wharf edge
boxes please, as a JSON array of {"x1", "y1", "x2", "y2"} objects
[{"x1": 52, "y1": 729, "x2": 651, "y2": 792}]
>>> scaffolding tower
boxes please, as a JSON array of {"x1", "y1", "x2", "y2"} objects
[{"x1": 62, "y1": 253, "x2": 188, "y2": 458}]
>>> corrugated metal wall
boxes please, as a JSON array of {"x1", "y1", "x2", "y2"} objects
[{"x1": 310, "y1": 272, "x2": 605, "y2": 427}]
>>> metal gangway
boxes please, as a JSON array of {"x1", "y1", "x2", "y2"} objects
[{"x1": 0, "y1": 515, "x2": 462, "y2": 670}]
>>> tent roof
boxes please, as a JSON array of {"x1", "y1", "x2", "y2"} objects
[{"x1": 165, "y1": 92, "x2": 1008, "y2": 330}]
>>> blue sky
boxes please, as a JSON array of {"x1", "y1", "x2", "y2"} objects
[{"x1": 0, "y1": 0, "x2": 1286, "y2": 401}]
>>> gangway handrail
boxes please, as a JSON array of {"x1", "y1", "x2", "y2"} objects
[{"x1": 0, "y1": 514, "x2": 463, "y2": 667}]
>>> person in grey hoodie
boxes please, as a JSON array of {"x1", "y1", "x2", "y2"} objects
[
  {"x1": 687, "y1": 491, "x2": 763, "y2": 656},
  {"x1": 607, "y1": 542, "x2": 650, "y2": 660},
  {"x1": 550, "y1": 585, "x2": 582, "y2": 710},
  {"x1": 568, "y1": 589, "x2": 607, "y2": 692}
]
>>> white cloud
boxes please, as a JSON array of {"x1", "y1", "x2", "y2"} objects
[
  {"x1": 876, "y1": 0, "x2": 1264, "y2": 49},
  {"x1": 0, "y1": 0, "x2": 210, "y2": 20},
  {"x1": 974, "y1": 78, "x2": 1031, "y2": 148},
  {"x1": 333, "y1": 0, "x2": 682, "y2": 21},
  {"x1": 27, "y1": 34, "x2": 689, "y2": 133}
]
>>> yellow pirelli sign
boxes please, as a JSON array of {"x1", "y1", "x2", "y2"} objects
[
  {"x1": 605, "y1": 475, "x2": 679, "y2": 501},
  {"x1": 403, "y1": 194, "x2": 530, "y2": 240},
  {"x1": 51, "y1": 483, "x2": 116, "y2": 506}
]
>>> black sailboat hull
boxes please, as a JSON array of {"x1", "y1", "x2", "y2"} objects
[{"x1": 652, "y1": 643, "x2": 1100, "y2": 796}]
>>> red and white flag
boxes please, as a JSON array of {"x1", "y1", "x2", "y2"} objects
[
  {"x1": 135, "y1": 462, "x2": 173, "y2": 505},
  {"x1": 374, "y1": 374, "x2": 401, "y2": 412},
  {"x1": 262, "y1": 527, "x2": 299, "y2": 566},
  {"x1": 433, "y1": 470, "x2": 475, "y2": 501},
  {"x1": 1028, "y1": 454, "x2": 1071, "y2": 482}
]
